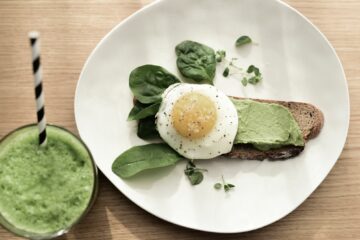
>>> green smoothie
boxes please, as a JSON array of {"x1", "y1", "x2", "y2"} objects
[{"x1": 0, "y1": 125, "x2": 96, "y2": 236}]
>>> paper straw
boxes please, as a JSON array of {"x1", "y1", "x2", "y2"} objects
[{"x1": 29, "y1": 31, "x2": 47, "y2": 146}]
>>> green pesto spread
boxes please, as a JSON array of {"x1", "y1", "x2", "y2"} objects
[
  {"x1": 231, "y1": 99, "x2": 304, "y2": 151},
  {"x1": 0, "y1": 125, "x2": 94, "y2": 234}
]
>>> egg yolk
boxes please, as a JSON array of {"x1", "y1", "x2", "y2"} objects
[{"x1": 171, "y1": 92, "x2": 217, "y2": 139}]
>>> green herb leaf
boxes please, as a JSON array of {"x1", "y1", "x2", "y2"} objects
[
  {"x1": 248, "y1": 76, "x2": 261, "y2": 84},
  {"x1": 216, "y1": 50, "x2": 226, "y2": 63},
  {"x1": 112, "y1": 143, "x2": 182, "y2": 178},
  {"x1": 184, "y1": 168, "x2": 194, "y2": 176},
  {"x1": 235, "y1": 36, "x2": 252, "y2": 47},
  {"x1": 188, "y1": 172, "x2": 204, "y2": 185},
  {"x1": 214, "y1": 183, "x2": 222, "y2": 190},
  {"x1": 184, "y1": 161, "x2": 207, "y2": 186},
  {"x1": 221, "y1": 175, "x2": 235, "y2": 192},
  {"x1": 188, "y1": 161, "x2": 196, "y2": 168},
  {"x1": 247, "y1": 65, "x2": 260, "y2": 75},
  {"x1": 127, "y1": 101, "x2": 161, "y2": 121},
  {"x1": 224, "y1": 184, "x2": 235, "y2": 192},
  {"x1": 129, "y1": 65, "x2": 180, "y2": 104},
  {"x1": 241, "y1": 77, "x2": 248, "y2": 86},
  {"x1": 175, "y1": 40, "x2": 216, "y2": 84},
  {"x1": 223, "y1": 67, "x2": 230, "y2": 77},
  {"x1": 137, "y1": 116, "x2": 160, "y2": 139},
  {"x1": 246, "y1": 65, "x2": 262, "y2": 85}
]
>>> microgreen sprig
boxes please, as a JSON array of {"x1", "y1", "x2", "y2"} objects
[
  {"x1": 216, "y1": 50, "x2": 226, "y2": 63},
  {"x1": 184, "y1": 161, "x2": 207, "y2": 185},
  {"x1": 214, "y1": 175, "x2": 235, "y2": 192}
]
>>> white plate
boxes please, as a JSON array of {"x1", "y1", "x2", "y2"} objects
[{"x1": 75, "y1": 0, "x2": 349, "y2": 233}]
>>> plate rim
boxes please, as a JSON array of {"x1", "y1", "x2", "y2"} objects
[{"x1": 74, "y1": 0, "x2": 350, "y2": 233}]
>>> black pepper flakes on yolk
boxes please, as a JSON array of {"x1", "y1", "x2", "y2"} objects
[{"x1": 171, "y1": 92, "x2": 217, "y2": 139}]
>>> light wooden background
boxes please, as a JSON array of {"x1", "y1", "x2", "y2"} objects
[{"x1": 0, "y1": 0, "x2": 359, "y2": 239}]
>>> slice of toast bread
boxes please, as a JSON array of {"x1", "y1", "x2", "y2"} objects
[{"x1": 226, "y1": 97, "x2": 324, "y2": 160}]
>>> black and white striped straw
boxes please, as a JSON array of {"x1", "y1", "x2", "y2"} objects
[{"x1": 29, "y1": 31, "x2": 47, "y2": 146}]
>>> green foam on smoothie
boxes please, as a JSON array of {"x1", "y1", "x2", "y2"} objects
[{"x1": 0, "y1": 125, "x2": 95, "y2": 234}]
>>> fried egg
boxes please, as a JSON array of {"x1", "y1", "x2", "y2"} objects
[{"x1": 156, "y1": 83, "x2": 238, "y2": 159}]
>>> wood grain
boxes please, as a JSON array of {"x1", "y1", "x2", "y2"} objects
[{"x1": 0, "y1": 0, "x2": 359, "y2": 239}]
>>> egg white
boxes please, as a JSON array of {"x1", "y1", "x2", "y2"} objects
[{"x1": 156, "y1": 83, "x2": 239, "y2": 159}]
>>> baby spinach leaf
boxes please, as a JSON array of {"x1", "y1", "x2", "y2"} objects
[
  {"x1": 127, "y1": 101, "x2": 160, "y2": 121},
  {"x1": 112, "y1": 143, "x2": 182, "y2": 178},
  {"x1": 137, "y1": 116, "x2": 160, "y2": 139},
  {"x1": 235, "y1": 36, "x2": 252, "y2": 47},
  {"x1": 129, "y1": 65, "x2": 180, "y2": 104},
  {"x1": 175, "y1": 40, "x2": 216, "y2": 84}
]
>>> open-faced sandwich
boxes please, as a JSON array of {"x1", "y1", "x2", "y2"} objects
[{"x1": 112, "y1": 39, "x2": 324, "y2": 187}]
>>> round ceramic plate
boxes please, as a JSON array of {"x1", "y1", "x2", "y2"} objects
[{"x1": 75, "y1": 0, "x2": 349, "y2": 233}]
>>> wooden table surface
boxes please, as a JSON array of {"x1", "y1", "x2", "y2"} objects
[{"x1": 0, "y1": 0, "x2": 359, "y2": 239}]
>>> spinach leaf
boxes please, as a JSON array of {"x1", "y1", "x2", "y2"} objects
[
  {"x1": 129, "y1": 65, "x2": 180, "y2": 104},
  {"x1": 137, "y1": 116, "x2": 160, "y2": 139},
  {"x1": 127, "y1": 101, "x2": 160, "y2": 121},
  {"x1": 112, "y1": 143, "x2": 182, "y2": 178},
  {"x1": 235, "y1": 36, "x2": 252, "y2": 47},
  {"x1": 175, "y1": 40, "x2": 216, "y2": 84}
]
